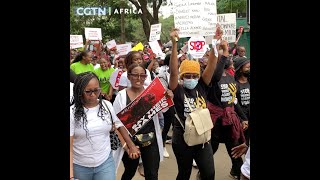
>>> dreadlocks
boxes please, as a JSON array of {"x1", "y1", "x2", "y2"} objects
[{"x1": 71, "y1": 72, "x2": 108, "y2": 143}]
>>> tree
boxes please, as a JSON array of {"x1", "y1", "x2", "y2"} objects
[
  {"x1": 128, "y1": 0, "x2": 168, "y2": 41},
  {"x1": 217, "y1": 0, "x2": 247, "y2": 15}
]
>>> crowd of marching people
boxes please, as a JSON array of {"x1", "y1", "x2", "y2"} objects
[{"x1": 70, "y1": 27, "x2": 250, "y2": 180}]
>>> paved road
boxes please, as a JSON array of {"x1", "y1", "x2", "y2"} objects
[{"x1": 116, "y1": 131, "x2": 236, "y2": 180}]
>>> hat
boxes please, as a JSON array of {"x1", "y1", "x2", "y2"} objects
[
  {"x1": 179, "y1": 60, "x2": 200, "y2": 77},
  {"x1": 233, "y1": 57, "x2": 250, "y2": 71}
]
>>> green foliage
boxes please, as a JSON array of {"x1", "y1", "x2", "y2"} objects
[
  {"x1": 217, "y1": 0, "x2": 247, "y2": 14},
  {"x1": 159, "y1": 15, "x2": 174, "y2": 43}
]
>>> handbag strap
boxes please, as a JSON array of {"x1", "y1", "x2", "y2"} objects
[
  {"x1": 173, "y1": 107, "x2": 185, "y2": 130},
  {"x1": 102, "y1": 100, "x2": 116, "y2": 131}
]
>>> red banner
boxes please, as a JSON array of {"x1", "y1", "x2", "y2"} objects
[{"x1": 116, "y1": 77, "x2": 174, "y2": 135}]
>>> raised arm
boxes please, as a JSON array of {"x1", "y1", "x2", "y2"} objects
[
  {"x1": 212, "y1": 40, "x2": 230, "y2": 83},
  {"x1": 201, "y1": 28, "x2": 223, "y2": 85},
  {"x1": 169, "y1": 28, "x2": 179, "y2": 91},
  {"x1": 84, "y1": 39, "x2": 90, "y2": 51}
]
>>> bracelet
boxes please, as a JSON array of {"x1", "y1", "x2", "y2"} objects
[
  {"x1": 70, "y1": 177, "x2": 74, "y2": 179},
  {"x1": 122, "y1": 142, "x2": 127, "y2": 149}
]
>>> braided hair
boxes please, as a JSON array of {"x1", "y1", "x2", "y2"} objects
[{"x1": 70, "y1": 72, "x2": 109, "y2": 143}]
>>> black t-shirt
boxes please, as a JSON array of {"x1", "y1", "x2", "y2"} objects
[
  {"x1": 236, "y1": 81, "x2": 250, "y2": 120},
  {"x1": 126, "y1": 91, "x2": 155, "y2": 134},
  {"x1": 172, "y1": 78, "x2": 209, "y2": 130},
  {"x1": 208, "y1": 72, "x2": 237, "y2": 108}
]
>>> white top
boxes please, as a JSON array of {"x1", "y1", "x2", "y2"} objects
[
  {"x1": 112, "y1": 89, "x2": 163, "y2": 173},
  {"x1": 70, "y1": 100, "x2": 124, "y2": 167},
  {"x1": 241, "y1": 146, "x2": 250, "y2": 179},
  {"x1": 70, "y1": 82, "x2": 74, "y2": 103},
  {"x1": 119, "y1": 69, "x2": 152, "y2": 88}
]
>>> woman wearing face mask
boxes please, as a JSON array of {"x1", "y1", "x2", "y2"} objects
[
  {"x1": 234, "y1": 57, "x2": 250, "y2": 144},
  {"x1": 168, "y1": 28, "x2": 219, "y2": 180},
  {"x1": 206, "y1": 42, "x2": 248, "y2": 180}
]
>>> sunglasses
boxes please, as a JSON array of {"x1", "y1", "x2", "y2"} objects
[
  {"x1": 84, "y1": 88, "x2": 101, "y2": 96},
  {"x1": 128, "y1": 73, "x2": 148, "y2": 80},
  {"x1": 183, "y1": 74, "x2": 199, "y2": 79}
]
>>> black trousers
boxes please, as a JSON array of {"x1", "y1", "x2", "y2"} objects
[
  {"x1": 161, "y1": 107, "x2": 174, "y2": 146},
  {"x1": 121, "y1": 138, "x2": 160, "y2": 180},
  {"x1": 211, "y1": 119, "x2": 243, "y2": 179},
  {"x1": 172, "y1": 129, "x2": 215, "y2": 180}
]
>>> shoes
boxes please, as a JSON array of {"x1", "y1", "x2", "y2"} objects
[
  {"x1": 165, "y1": 136, "x2": 172, "y2": 144},
  {"x1": 229, "y1": 168, "x2": 239, "y2": 179},
  {"x1": 192, "y1": 159, "x2": 197, "y2": 167},
  {"x1": 138, "y1": 163, "x2": 145, "y2": 177},
  {"x1": 163, "y1": 147, "x2": 170, "y2": 158}
]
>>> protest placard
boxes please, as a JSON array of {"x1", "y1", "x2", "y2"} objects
[
  {"x1": 188, "y1": 36, "x2": 207, "y2": 59},
  {"x1": 149, "y1": 23, "x2": 162, "y2": 42},
  {"x1": 205, "y1": 13, "x2": 237, "y2": 44},
  {"x1": 84, "y1": 28, "x2": 102, "y2": 40},
  {"x1": 70, "y1": 35, "x2": 83, "y2": 49},
  {"x1": 106, "y1": 39, "x2": 117, "y2": 49},
  {"x1": 116, "y1": 77, "x2": 174, "y2": 135},
  {"x1": 116, "y1": 43, "x2": 132, "y2": 56},
  {"x1": 109, "y1": 69, "x2": 123, "y2": 90},
  {"x1": 173, "y1": 0, "x2": 217, "y2": 37}
]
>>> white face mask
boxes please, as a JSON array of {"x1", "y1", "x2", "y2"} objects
[{"x1": 183, "y1": 78, "x2": 199, "y2": 89}]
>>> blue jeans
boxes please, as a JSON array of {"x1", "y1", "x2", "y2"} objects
[{"x1": 73, "y1": 152, "x2": 115, "y2": 180}]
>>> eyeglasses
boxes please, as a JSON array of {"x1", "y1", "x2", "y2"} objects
[
  {"x1": 84, "y1": 88, "x2": 101, "y2": 96},
  {"x1": 183, "y1": 74, "x2": 199, "y2": 79},
  {"x1": 128, "y1": 73, "x2": 148, "y2": 80}
]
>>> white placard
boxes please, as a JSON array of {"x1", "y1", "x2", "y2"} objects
[
  {"x1": 149, "y1": 23, "x2": 162, "y2": 42},
  {"x1": 106, "y1": 39, "x2": 117, "y2": 49},
  {"x1": 149, "y1": 41, "x2": 165, "y2": 58},
  {"x1": 188, "y1": 36, "x2": 207, "y2": 59},
  {"x1": 116, "y1": 43, "x2": 132, "y2": 56},
  {"x1": 85, "y1": 28, "x2": 102, "y2": 40},
  {"x1": 70, "y1": 35, "x2": 83, "y2": 49},
  {"x1": 173, "y1": 0, "x2": 217, "y2": 38},
  {"x1": 205, "y1": 13, "x2": 237, "y2": 43},
  {"x1": 109, "y1": 69, "x2": 123, "y2": 90}
]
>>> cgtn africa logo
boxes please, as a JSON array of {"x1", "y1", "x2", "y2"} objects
[{"x1": 74, "y1": 6, "x2": 143, "y2": 15}]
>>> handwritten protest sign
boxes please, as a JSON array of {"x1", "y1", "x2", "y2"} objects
[
  {"x1": 106, "y1": 39, "x2": 117, "y2": 49},
  {"x1": 116, "y1": 77, "x2": 174, "y2": 135},
  {"x1": 205, "y1": 13, "x2": 237, "y2": 44},
  {"x1": 149, "y1": 23, "x2": 162, "y2": 42},
  {"x1": 85, "y1": 28, "x2": 102, "y2": 40},
  {"x1": 116, "y1": 43, "x2": 132, "y2": 56},
  {"x1": 70, "y1": 35, "x2": 84, "y2": 49},
  {"x1": 173, "y1": 0, "x2": 217, "y2": 38}
]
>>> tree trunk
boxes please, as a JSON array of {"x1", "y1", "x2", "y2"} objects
[
  {"x1": 120, "y1": 10, "x2": 126, "y2": 43},
  {"x1": 129, "y1": 0, "x2": 163, "y2": 41}
]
